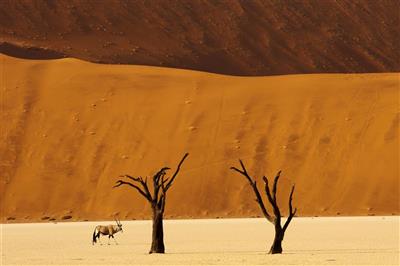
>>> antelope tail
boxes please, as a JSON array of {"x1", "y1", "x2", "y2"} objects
[{"x1": 92, "y1": 228, "x2": 97, "y2": 245}]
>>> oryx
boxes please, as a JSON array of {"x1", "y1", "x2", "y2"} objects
[{"x1": 92, "y1": 218, "x2": 123, "y2": 245}]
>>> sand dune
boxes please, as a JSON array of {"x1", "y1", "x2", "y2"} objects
[
  {"x1": 0, "y1": 54, "x2": 399, "y2": 222},
  {"x1": 1, "y1": 0, "x2": 399, "y2": 75},
  {"x1": 2, "y1": 217, "x2": 399, "y2": 265}
]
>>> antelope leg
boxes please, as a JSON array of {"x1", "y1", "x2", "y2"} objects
[{"x1": 112, "y1": 235, "x2": 118, "y2": 245}]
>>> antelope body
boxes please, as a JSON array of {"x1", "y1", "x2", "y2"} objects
[{"x1": 92, "y1": 218, "x2": 123, "y2": 245}]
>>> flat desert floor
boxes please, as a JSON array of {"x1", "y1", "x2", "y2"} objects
[{"x1": 1, "y1": 217, "x2": 399, "y2": 265}]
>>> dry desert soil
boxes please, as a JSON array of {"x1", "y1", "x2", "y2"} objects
[{"x1": 1, "y1": 217, "x2": 399, "y2": 265}]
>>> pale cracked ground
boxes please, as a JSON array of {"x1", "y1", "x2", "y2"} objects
[{"x1": 1, "y1": 217, "x2": 399, "y2": 265}]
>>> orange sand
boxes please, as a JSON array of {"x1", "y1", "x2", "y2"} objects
[{"x1": 0, "y1": 54, "x2": 399, "y2": 222}]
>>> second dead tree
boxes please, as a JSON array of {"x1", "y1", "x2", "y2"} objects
[
  {"x1": 231, "y1": 160, "x2": 297, "y2": 254},
  {"x1": 114, "y1": 153, "x2": 189, "y2": 254}
]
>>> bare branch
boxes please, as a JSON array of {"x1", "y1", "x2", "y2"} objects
[
  {"x1": 263, "y1": 176, "x2": 280, "y2": 221},
  {"x1": 160, "y1": 175, "x2": 167, "y2": 212},
  {"x1": 165, "y1": 153, "x2": 189, "y2": 191},
  {"x1": 283, "y1": 185, "x2": 296, "y2": 232},
  {"x1": 153, "y1": 167, "x2": 170, "y2": 203},
  {"x1": 239, "y1": 160, "x2": 247, "y2": 174},
  {"x1": 231, "y1": 160, "x2": 273, "y2": 222},
  {"x1": 162, "y1": 177, "x2": 169, "y2": 186},
  {"x1": 121, "y1": 175, "x2": 153, "y2": 201},
  {"x1": 272, "y1": 170, "x2": 281, "y2": 203},
  {"x1": 230, "y1": 160, "x2": 253, "y2": 184},
  {"x1": 141, "y1": 177, "x2": 151, "y2": 199},
  {"x1": 230, "y1": 166, "x2": 245, "y2": 177},
  {"x1": 120, "y1": 174, "x2": 141, "y2": 182},
  {"x1": 153, "y1": 168, "x2": 170, "y2": 184},
  {"x1": 114, "y1": 180, "x2": 152, "y2": 202},
  {"x1": 261, "y1": 172, "x2": 282, "y2": 222},
  {"x1": 253, "y1": 181, "x2": 274, "y2": 223}
]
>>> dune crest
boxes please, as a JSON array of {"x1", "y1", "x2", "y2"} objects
[{"x1": 1, "y1": 55, "x2": 398, "y2": 222}]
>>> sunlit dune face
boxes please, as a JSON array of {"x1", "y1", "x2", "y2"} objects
[{"x1": 1, "y1": 55, "x2": 398, "y2": 222}]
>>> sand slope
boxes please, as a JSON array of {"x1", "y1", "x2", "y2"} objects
[
  {"x1": 0, "y1": 54, "x2": 399, "y2": 221},
  {"x1": 1, "y1": 0, "x2": 399, "y2": 75}
]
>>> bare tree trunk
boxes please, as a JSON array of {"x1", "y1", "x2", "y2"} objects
[
  {"x1": 269, "y1": 225, "x2": 283, "y2": 254},
  {"x1": 149, "y1": 207, "x2": 165, "y2": 254}
]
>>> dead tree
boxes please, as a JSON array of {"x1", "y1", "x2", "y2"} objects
[
  {"x1": 231, "y1": 160, "x2": 296, "y2": 254},
  {"x1": 114, "y1": 153, "x2": 189, "y2": 254}
]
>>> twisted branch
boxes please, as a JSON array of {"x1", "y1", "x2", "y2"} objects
[
  {"x1": 263, "y1": 172, "x2": 281, "y2": 222},
  {"x1": 231, "y1": 160, "x2": 273, "y2": 223},
  {"x1": 231, "y1": 160, "x2": 296, "y2": 226},
  {"x1": 114, "y1": 153, "x2": 189, "y2": 213},
  {"x1": 113, "y1": 180, "x2": 152, "y2": 202}
]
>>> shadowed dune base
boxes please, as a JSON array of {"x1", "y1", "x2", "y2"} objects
[
  {"x1": 0, "y1": 54, "x2": 399, "y2": 222},
  {"x1": 0, "y1": 42, "x2": 66, "y2": 60},
  {"x1": 1, "y1": 217, "x2": 399, "y2": 265}
]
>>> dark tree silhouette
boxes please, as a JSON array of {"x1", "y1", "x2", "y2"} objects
[
  {"x1": 114, "y1": 153, "x2": 189, "y2": 254},
  {"x1": 231, "y1": 160, "x2": 296, "y2": 254}
]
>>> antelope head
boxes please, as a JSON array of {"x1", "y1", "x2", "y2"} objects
[{"x1": 115, "y1": 217, "x2": 123, "y2": 233}]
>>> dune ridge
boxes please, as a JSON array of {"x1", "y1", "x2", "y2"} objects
[{"x1": 0, "y1": 54, "x2": 399, "y2": 222}]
